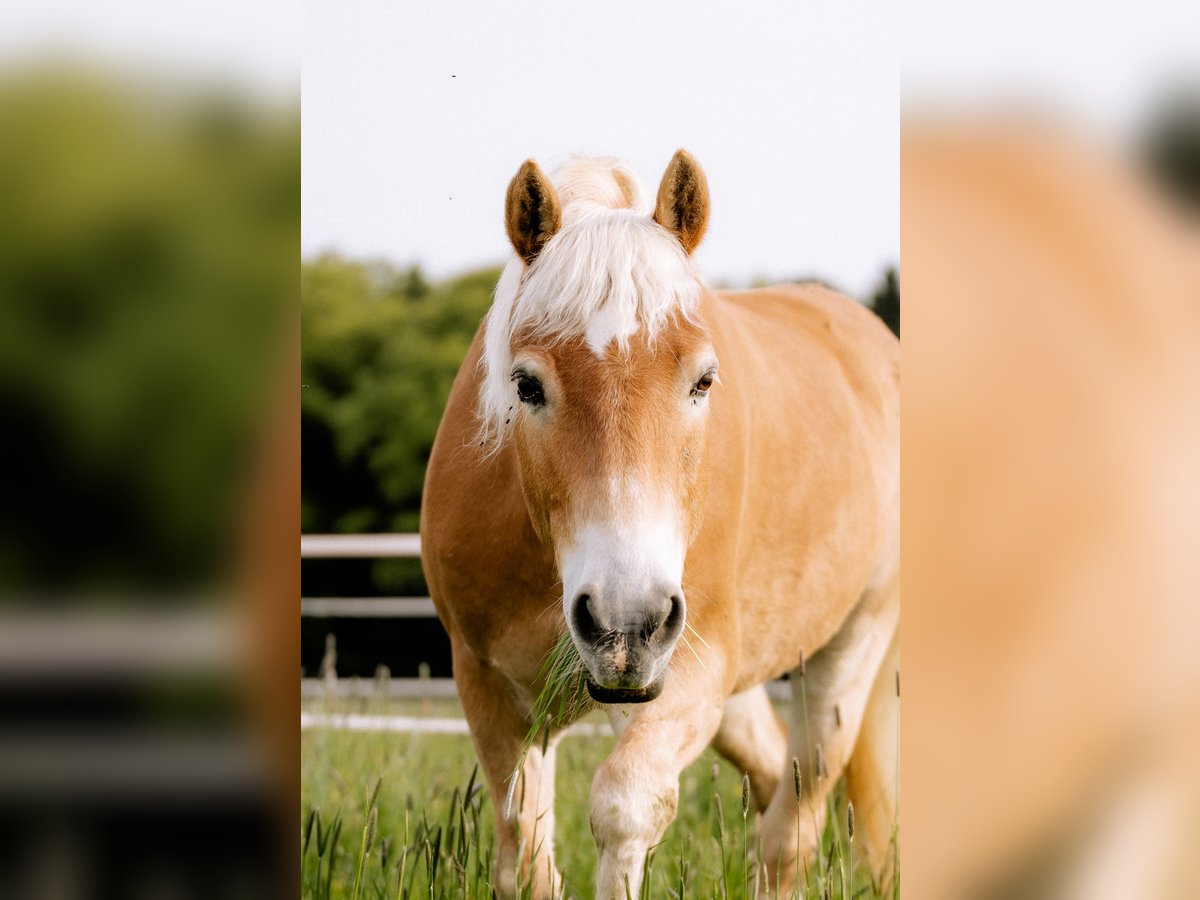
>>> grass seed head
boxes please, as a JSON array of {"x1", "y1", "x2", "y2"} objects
[
  {"x1": 315, "y1": 809, "x2": 328, "y2": 857},
  {"x1": 741, "y1": 773, "x2": 750, "y2": 817},
  {"x1": 792, "y1": 757, "x2": 802, "y2": 801},
  {"x1": 711, "y1": 761, "x2": 720, "y2": 782},
  {"x1": 367, "y1": 776, "x2": 382, "y2": 813},
  {"x1": 365, "y1": 806, "x2": 378, "y2": 856},
  {"x1": 847, "y1": 800, "x2": 855, "y2": 842},
  {"x1": 303, "y1": 807, "x2": 316, "y2": 855}
]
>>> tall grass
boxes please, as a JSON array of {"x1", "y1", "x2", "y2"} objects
[
  {"x1": 303, "y1": 714, "x2": 888, "y2": 899},
  {"x1": 302, "y1": 637, "x2": 898, "y2": 898}
]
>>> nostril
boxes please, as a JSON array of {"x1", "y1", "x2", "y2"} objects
[
  {"x1": 663, "y1": 594, "x2": 685, "y2": 637},
  {"x1": 643, "y1": 593, "x2": 685, "y2": 641},
  {"x1": 571, "y1": 592, "x2": 600, "y2": 642}
]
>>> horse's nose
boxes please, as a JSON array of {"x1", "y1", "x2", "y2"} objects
[{"x1": 569, "y1": 588, "x2": 685, "y2": 645}]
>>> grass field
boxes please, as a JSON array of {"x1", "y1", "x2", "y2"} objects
[{"x1": 301, "y1": 693, "x2": 896, "y2": 899}]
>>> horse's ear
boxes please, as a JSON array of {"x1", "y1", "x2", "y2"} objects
[
  {"x1": 653, "y1": 149, "x2": 709, "y2": 255},
  {"x1": 505, "y1": 160, "x2": 562, "y2": 265}
]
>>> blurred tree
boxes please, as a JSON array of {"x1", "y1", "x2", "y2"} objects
[
  {"x1": 0, "y1": 72, "x2": 297, "y2": 595},
  {"x1": 300, "y1": 256, "x2": 499, "y2": 587},
  {"x1": 1142, "y1": 91, "x2": 1200, "y2": 216},
  {"x1": 869, "y1": 267, "x2": 900, "y2": 337}
]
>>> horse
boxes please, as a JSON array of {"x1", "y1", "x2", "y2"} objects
[{"x1": 421, "y1": 150, "x2": 899, "y2": 898}]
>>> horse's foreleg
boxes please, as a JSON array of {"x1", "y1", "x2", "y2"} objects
[
  {"x1": 451, "y1": 638, "x2": 561, "y2": 899},
  {"x1": 760, "y1": 579, "x2": 900, "y2": 894},
  {"x1": 589, "y1": 664, "x2": 725, "y2": 900},
  {"x1": 844, "y1": 628, "x2": 899, "y2": 881},
  {"x1": 711, "y1": 683, "x2": 789, "y2": 810}
]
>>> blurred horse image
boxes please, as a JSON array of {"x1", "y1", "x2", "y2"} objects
[{"x1": 422, "y1": 151, "x2": 899, "y2": 898}]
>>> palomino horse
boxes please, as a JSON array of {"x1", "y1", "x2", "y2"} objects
[{"x1": 422, "y1": 151, "x2": 899, "y2": 898}]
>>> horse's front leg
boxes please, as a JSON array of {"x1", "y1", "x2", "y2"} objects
[
  {"x1": 451, "y1": 636, "x2": 561, "y2": 899},
  {"x1": 589, "y1": 662, "x2": 725, "y2": 899}
]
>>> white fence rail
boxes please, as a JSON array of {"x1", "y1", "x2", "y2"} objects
[
  {"x1": 302, "y1": 711, "x2": 611, "y2": 737},
  {"x1": 301, "y1": 532, "x2": 450, "y2": 707},
  {"x1": 300, "y1": 534, "x2": 433, "y2": 616},
  {"x1": 301, "y1": 533, "x2": 421, "y2": 559},
  {"x1": 301, "y1": 597, "x2": 436, "y2": 618},
  {"x1": 301, "y1": 676, "x2": 793, "y2": 703},
  {"x1": 301, "y1": 677, "x2": 459, "y2": 699}
]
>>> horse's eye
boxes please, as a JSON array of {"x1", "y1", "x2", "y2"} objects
[
  {"x1": 691, "y1": 372, "x2": 715, "y2": 397},
  {"x1": 515, "y1": 374, "x2": 545, "y2": 406}
]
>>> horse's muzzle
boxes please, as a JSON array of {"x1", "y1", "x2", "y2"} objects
[
  {"x1": 585, "y1": 673, "x2": 666, "y2": 704},
  {"x1": 566, "y1": 587, "x2": 685, "y2": 703}
]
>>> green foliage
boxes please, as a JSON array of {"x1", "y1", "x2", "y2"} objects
[
  {"x1": 869, "y1": 267, "x2": 899, "y2": 338},
  {"x1": 301, "y1": 257, "x2": 499, "y2": 562},
  {"x1": 0, "y1": 69, "x2": 297, "y2": 593},
  {"x1": 1141, "y1": 92, "x2": 1200, "y2": 215}
]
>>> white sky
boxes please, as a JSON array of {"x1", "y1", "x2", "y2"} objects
[
  {"x1": 901, "y1": 2, "x2": 1198, "y2": 142},
  {"x1": 3, "y1": 1, "x2": 1190, "y2": 301},
  {"x1": 301, "y1": 1, "x2": 899, "y2": 300},
  {"x1": 0, "y1": 1, "x2": 298, "y2": 98}
]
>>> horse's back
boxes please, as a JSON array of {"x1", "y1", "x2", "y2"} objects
[
  {"x1": 694, "y1": 283, "x2": 899, "y2": 683},
  {"x1": 707, "y1": 282, "x2": 899, "y2": 496},
  {"x1": 711, "y1": 282, "x2": 898, "y2": 421}
]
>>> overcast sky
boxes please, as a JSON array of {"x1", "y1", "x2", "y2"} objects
[
  {"x1": 301, "y1": 1, "x2": 899, "y2": 300},
  {"x1": 3, "y1": 1, "x2": 1189, "y2": 301}
]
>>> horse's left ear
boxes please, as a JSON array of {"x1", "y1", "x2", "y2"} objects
[{"x1": 653, "y1": 149, "x2": 710, "y2": 255}]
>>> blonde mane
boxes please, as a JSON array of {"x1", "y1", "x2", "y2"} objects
[{"x1": 479, "y1": 156, "x2": 704, "y2": 448}]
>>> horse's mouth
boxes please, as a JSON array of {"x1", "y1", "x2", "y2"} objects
[{"x1": 585, "y1": 675, "x2": 665, "y2": 704}]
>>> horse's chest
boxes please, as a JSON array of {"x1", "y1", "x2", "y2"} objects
[{"x1": 452, "y1": 588, "x2": 561, "y2": 686}]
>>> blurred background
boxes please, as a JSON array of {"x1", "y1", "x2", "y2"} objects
[
  {"x1": 901, "y1": 3, "x2": 1200, "y2": 898},
  {"x1": 0, "y1": 1, "x2": 298, "y2": 897},
  {"x1": 1, "y1": 0, "x2": 1196, "y2": 896}
]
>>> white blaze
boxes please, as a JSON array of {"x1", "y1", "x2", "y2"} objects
[{"x1": 559, "y1": 512, "x2": 686, "y2": 631}]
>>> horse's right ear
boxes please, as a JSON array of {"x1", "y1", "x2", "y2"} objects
[
  {"x1": 505, "y1": 160, "x2": 561, "y2": 265},
  {"x1": 653, "y1": 149, "x2": 709, "y2": 255}
]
